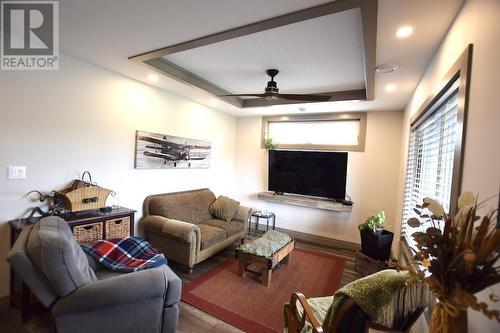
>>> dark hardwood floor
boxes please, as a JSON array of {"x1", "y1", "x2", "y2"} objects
[{"x1": 0, "y1": 232, "x2": 359, "y2": 333}]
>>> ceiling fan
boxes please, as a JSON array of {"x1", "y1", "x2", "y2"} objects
[{"x1": 217, "y1": 69, "x2": 332, "y2": 102}]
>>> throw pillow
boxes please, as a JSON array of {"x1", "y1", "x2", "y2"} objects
[{"x1": 209, "y1": 195, "x2": 240, "y2": 222}]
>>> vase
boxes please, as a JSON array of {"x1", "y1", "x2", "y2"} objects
[{"x1": 430, "y1": 306, "x2": 467, "y2": 333}]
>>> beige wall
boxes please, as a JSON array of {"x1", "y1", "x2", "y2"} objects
[
  {"x1": 395, "y1": 0, "x2": 500, "y2": 332},
  {"x1": 0, "y1": 54, "x2": 237, "y2": 298},
  {"x1": 232, "y1": 111, "x2": 404, "y2": 244}
]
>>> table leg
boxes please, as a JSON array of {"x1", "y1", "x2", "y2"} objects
[
  {"x1": 283, "y1": 251, "x2": 292, "y2": 265},
  {"x1": 247, "y1": 216, "x2": 251, "y2": 235},
  {"x1": 266, "y1": 217, "x2": 269, "y2": 231},
  {"x1": 262, "y1": 268, "x2": 272, "y2": 286},
  {"x1": 238, "y1": 260, "x2": 247, "y2": 278},
  {"x1": 272, "y1": 214, "x2": 276, "y2": 230},
  {"x1": 21, "y1": 283, "x2": 30, "y2": 323}
]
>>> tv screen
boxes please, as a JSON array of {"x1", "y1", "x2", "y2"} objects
[{"x1": 268, "y1": 150, "x2": 347, "y2": 200}]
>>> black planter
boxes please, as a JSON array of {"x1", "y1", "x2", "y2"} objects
[{"x1": 359, "y1": 228, "x2": 394, "y2": 261}]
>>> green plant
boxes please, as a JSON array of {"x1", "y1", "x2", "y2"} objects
[
  {"x1": 263, "y1": 137, "x2": 277, "y2": 150},
  {"x1": 358, "y1": 211, "x2": 385, "y2": 231}
]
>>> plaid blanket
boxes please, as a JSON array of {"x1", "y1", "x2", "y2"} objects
[{"x1": 81, "y1": 237, "x2": 167, "y2": 273}]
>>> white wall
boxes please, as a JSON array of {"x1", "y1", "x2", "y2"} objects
[
  {"x1": 395, "y1": 0, "x2": 500, "y2": 332},
  {"x1": 0, "y1": 54, "x2": 237, "y2": 298},
  {"x1": 232, "y1": 111, "x2": 404, "y2": 244}
]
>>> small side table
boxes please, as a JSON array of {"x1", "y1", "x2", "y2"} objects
[{"x1": 249, "y1": 210, "x2": 276, "y2": 234}]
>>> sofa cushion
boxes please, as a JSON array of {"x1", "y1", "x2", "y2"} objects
[
  {"x1": 209, "y1": 195, "x2": 240, "y2": 221},
  {"x1": 198, "y1": 224, "x2": 226, "y2": 250},
  {"x1": 26, "y1": 216, "x2": 97, "y2": 297},
  {"x1": 148, "y1": 189, "x2": 215, "y2": 224},
  {"x1": 200, "y1": 219, "x2": 244, "y2": 238}
]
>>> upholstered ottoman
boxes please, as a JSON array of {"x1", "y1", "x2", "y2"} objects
[{"x1": 235, "y1": 230, "x2": 294, "y2": 286}]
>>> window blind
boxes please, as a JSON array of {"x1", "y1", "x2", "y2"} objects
[{"x1": 401, "y1": 79, "x2": 460, "y2": 242}]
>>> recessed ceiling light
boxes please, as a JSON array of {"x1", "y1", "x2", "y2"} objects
[
  {"x1": 376, "y1": 64, "x2": 399, "y2": 73},
  {"x1": 385, "y1": 83, "x2": 397, "y2": 92},
  {"x1": 395, "y1": 25, "x2": 413, "y2": 38},
  {"x1": 148, "y1": 73, "x2": 158, "y2": 82}
]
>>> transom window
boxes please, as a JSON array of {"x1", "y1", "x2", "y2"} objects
[{"x1": 262, "y1": 113, "x2": 366, "y2": 151}]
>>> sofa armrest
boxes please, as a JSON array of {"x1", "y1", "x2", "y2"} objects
[
  {"x1": 232, "y1": 205, "x2": 252, "y2": 223},
  {"x1": 142, "y1": 215, "x2": 200, "y2": 244},
  {"x1": 53, "y1": 265, "x2": 181, "y2": 316}
]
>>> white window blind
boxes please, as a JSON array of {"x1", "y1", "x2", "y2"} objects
[
  {"x1": 267, "y1": 120, "x2": 360, "y2": 146},
  {"x1": 401, "y1": 79, "x2": 460, "y2": 241}
]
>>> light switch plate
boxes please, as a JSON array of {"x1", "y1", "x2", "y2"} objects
[{"x1": 8, "y1": 166, "x2": 26, "y2": 179}]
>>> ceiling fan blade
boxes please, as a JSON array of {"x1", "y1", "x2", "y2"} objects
[
  {"x1": 217, "y1": 93, "x2": 267, "y2": 98},
  {"x1": 276, "y1": 93, "x2": 332, "y2": 102}
]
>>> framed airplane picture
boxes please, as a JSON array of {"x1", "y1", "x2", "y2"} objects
[{"x1": 135, "y1": 130, "x2": 211, "y2": 169}]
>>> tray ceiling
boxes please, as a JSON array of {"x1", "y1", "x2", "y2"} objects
[
  {"x1": 130, "y1": 0, "x2": 377, "y2": 108},
  {"x1": 58, "y1": 0, "x2": 465, "y2": 115},
  {"x1": 164, "y1": 9, "x2": 365, "y2": 96}
]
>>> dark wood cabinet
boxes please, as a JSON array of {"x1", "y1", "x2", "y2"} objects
[{"x1": 8, "y1": 207, "x2": 136, "y2": 322}]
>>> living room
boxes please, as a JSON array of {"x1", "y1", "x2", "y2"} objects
[{"x1": 0, "y1": 0, "x2": 499, "y2": 333}]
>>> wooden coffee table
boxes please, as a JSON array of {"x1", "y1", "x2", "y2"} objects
[{"x1": 235, "y1": 232, "x2": 294, "y2": 287}]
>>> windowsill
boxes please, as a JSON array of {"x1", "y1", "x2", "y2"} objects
[
  {"x1": 400, "y1": 237, "x2": 434, "y2": 325},
  {"x1": 257, "y1": 191, "x2": 352, "y2": 212}
]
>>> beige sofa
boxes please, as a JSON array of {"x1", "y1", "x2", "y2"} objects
[{"x1": 141, "y1": 188, "x2": 251, "y2": 273}]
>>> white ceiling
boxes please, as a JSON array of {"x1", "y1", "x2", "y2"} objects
[
  {"x1": 59, "y1": 0, "x2": 464, "y2": 116},
  {"x1": 165, "y1": 9, "x2": 365, "y2": 95}
]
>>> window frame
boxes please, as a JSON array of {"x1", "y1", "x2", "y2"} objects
[
  {"x1": 405, "y1": 44, "x2": 472, "y2": 217},
  {"x1": 400, "y1": 45, "x2": 472, "y2": 325},
  {"x1": 261, "y1": 112, "x2": 367, "y2": 152},
  {"x1": 401, "y1": 45, "x2": 472, "y2": 249}
]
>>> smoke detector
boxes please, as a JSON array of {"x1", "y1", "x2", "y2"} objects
[{"x1": 376, "y1": 64, "x2": 399, "y2": 73}]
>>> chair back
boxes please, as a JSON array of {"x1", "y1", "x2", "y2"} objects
[
  {"x1": 7, "y1": 216, "x2": 97, "y2": 303},
  {"x1": 7, "y1": 225, "x2": 58, "y2": 307},
  {"x1": 325, "y1": 270, "x2": 426, "y2": 330},
  {"x1": 285, "y1": 270, "x2": 427, "y2": 333}
]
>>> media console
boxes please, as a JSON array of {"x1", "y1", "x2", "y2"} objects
[{"x1": 257, "y1": 191, "x2": 352, "y2": 212}]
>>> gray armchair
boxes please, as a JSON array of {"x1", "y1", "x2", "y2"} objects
[{"x1": 7, "y1": 216, "x2": 181, "y2": 333}]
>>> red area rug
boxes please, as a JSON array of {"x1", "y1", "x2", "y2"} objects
[{"x1": 182, "y1": 248, "x2": 345, "y2": 333}]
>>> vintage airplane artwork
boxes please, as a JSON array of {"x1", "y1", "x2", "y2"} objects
[{"x1": 135, "y1": 130, "x2": 211, "y2": 169}]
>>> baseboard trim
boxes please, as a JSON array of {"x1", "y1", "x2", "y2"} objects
[{"x1": 249, "y1": 222, "x2": 360, "y2": 252}]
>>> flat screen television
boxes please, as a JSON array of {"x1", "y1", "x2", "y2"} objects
[{"x1": 268, "y1": 150, "x2": 347, "y2": 200}]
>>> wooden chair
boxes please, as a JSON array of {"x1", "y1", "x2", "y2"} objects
[{"x1": 284, "y1": 270, "x2": 426, "y2": 333}]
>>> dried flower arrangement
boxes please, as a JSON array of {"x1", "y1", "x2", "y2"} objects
[{"x1": 397, "y1": 191, "x2": 499, "y2": 333}]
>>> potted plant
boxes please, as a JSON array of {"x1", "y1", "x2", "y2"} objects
[
  {"x1": 358, "y1": 211, "x2": 394, "y2": 261},
  {"x1": 263, "y1": 137, "x2": 277, "y2": 150}
]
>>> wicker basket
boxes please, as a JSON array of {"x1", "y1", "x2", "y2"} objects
[
  {"x1": 73, "y1": 222, "x2": 103, "y2": 243},
  {"x1": 105, "y1": 217, "x2": 131, "y2": 239},
  {"x1": 57, "y1": 172, "x2": 113, "y2": 212},
  {"x1": 355, "y1": 250, "x2": 388, "y2": 276}
]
